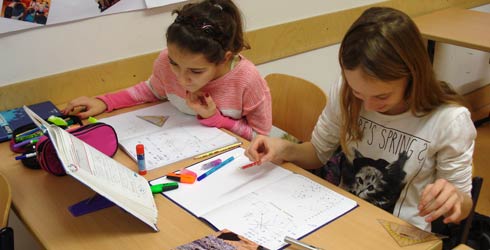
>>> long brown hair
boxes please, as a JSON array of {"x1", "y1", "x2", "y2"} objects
[
  {"x1": 338, "y1": 7, "x2": 465, "y2": 153},
  {"x1": 166, "y1": 0, "x2": 250, "y2": 64}
]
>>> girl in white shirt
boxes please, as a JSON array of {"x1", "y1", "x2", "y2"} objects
[{"x1": 245, "y1": 7, "x2": 475, "y2": 231}]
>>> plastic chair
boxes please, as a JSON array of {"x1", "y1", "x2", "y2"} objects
[
  {"x1": 0, "y1": 172, "x2": 14, "y2": 250},
  {"x1": 432, "y1": 176, "x2": 483, "y2": 250},
  {"x1": 265, "y1": 73, "x2": 327, "y2": 142}
]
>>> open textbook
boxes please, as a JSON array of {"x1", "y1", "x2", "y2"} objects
[
  {"x1": 150, "y1": 148, "x2": 358, "y2": 250},
  {"x1": 23, "y1": 106, "x2": 158, "y2": 231},
  {"x1": 99, "y1": 102, "x2": 240, "y2": 170}
]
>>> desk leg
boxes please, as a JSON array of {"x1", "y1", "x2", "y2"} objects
[{"x1": 427, "y1": 39, "x2": 436, "y2": 65}]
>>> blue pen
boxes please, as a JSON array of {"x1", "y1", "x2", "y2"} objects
[{"x1": 197, "y1": 154, "x2": 240, "y2": 181}]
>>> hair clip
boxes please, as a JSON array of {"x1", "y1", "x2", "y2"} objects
[{"x1": 213, "y1": 4, "x2": 223, "y2": 10}]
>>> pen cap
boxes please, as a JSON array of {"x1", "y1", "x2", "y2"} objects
[{"x1": 136, "y1": 144, "x2": 144, "y2": 155}]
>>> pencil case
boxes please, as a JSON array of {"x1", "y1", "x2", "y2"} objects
[{"x1": 23, "y1": 122, "x2": 119, "y2": 176}]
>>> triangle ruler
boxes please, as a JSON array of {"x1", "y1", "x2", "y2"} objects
[
  {"x1": 378, "y1": 219, "x2": 441, "y2": 247},
  {"x1": 137, "y1": 115, "x2": 169, "y2": 127}
]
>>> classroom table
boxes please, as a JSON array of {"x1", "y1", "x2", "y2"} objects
[
  {"x1": 0, "y1": 103, "x2": 442, "y2": 250},
  {"x1": 413, "y1": 7, "x2": 490, "y2": 64}
]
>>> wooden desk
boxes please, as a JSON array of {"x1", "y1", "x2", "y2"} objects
[
  {"x1": 413, "y1": 7, "x2": 490, "y2": 64},
  {"x1": 0, "y1": 104, "x2": 442, "y2": 250}
]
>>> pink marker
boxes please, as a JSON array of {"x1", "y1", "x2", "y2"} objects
[{"x1": 201, "y1": 158, "x2": 222, "y2": 170}]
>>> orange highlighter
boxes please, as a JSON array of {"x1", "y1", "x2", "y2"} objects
[{"x1": 166, "y1": 173, "x2": 196, "y2": 184}]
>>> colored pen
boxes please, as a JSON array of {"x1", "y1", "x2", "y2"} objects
[
  {"x1": 15, "y1": 127, "x2": 40, "y2": 138},
  {"x1": 12, "y1": 138, "x2": 39, "y2": 149},
  {"x1": 151, "y1": 182, "x2": 179, "y2": 193},
  {"x1": 193, "y1": 142, "x2": 242, "y2": 159},
  {"x1": 166, "y1": 173, "x2": 196, "y2": 184},
  {"x1": 15, "y1": 152, "x2": 37, "y2": 160},
  {"x1": 15, "y1": 130, "x2": 43, "y2": 142},
  {"x1": 197, "y1": 154, "x2": 240, "y2": 181},
  {"x1": 201, "y1": 158, "x2": 222, "y2": 170},
  {"x1": 284, "y1": 236, "x2": 324, "y2": 250},
  {"x1": 241, "y1": 161, "x2": 260, "y2": 169}
]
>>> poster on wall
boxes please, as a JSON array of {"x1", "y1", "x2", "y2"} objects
[
  {"x1": 0, "y1": 0, "x2": 185, "y2": 34},
  {"x1": 145, "y1": 0, "x2": 184, "y2": 9}
]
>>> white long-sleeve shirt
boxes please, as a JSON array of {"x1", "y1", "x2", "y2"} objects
[{"x1": 311, "y1": 76, "x2": 476, "y2": 230}]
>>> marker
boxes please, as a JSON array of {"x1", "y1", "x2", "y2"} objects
[
  {"x1": 197, "y1": 154, "x2": 240, "y2": 181},
  {"x1": 48, "y1": 115, "x2": 68, "y2": 126},
  {"x1": 136, "y1": 144, "x2": 146, "y2": 175},
  {"x1": 201, "y1": 158, "x2": 222, "y2": 170},
  {"x1": 15, "y1": 127, "x2": 40, "y2": 138},
  {"x1": 12, "y1": 138, "x2": 39, "y2": 149},
  {"x1": 193, "y1": 142, "x2": 242, "y2": 159},
  {"x1": 87, "y1": 116, "x2": 98, "y2": 124},
  {"x1": 15, "y1": 130, "x2": 43, "y2": 142},
  {"x1": 150, "y1": 182, "x2": 179, "y2": 193},
  {"x1": 241, "y1": 161, "x2": 260, "y2": 169},
  {"x1": 166, "y1": 173, "x2": 196, "y2": 184},
  {"x1": 241, "y1": 160, "x2": 260, "y2": 169},
  {"x1": 284, "y1": 236, "x2": 324, "y2": 250},
  {"x1": 15, "y1": 152, "x2": 37, "y2": 160}
]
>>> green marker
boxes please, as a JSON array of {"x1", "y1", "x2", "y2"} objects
[
  {"x1": 87, "y1": 116, "x2": 98, "y2": 124},
  {"x1": 150, "y1": 182, "x2": 179, "y2": 193},
  {"x1": 47, "y1": 115, "x2": 68, "y2": 126}
]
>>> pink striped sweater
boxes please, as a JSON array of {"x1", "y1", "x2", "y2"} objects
[{"x1": 97, "y1": 49, "x2": 272, "y2": 140}]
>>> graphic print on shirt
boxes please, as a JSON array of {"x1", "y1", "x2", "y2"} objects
[
  {"x1": 340, "y1": 149, "x2": 408, "y2": 213},
  {"x1": 324, "y1": 116, "x2": 431, "y2": 213}
]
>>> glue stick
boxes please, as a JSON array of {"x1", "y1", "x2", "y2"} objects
[{"x1": 136, "y1": 144, "x2": 147, "y2": 175}]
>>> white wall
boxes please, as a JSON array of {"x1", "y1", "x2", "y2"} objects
[
  {"x1": 0, "y1": 0, "x2": 380, "y2": 88},
  {"x1": 258, "y1": 4, "x2": 490, "y2": 95}
]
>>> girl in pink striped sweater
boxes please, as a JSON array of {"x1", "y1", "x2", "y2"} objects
[{"x1": 62, "y1": 0, "x2": 271, "y2": 141}]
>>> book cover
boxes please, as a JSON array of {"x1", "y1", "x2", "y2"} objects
[
  {"x1": 173, "y1": 229, "x2": 267, "y2": 250},
  {"x1": 0, "y1": 101, "x2": 60, "y2": 142}
]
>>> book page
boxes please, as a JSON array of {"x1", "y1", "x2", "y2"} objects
[
  {"x1": 23, "y1": 106, "x2": 159, "y2": 231},
  {"x1": 150, "y1": 148, "x2": 292, "y2": 217},
  {"x1": 100, "y1": 102, "x2": 239, "y2": 170},
  {"x1": 48, "y1": 125, "x2": 158, "y2": 230},
  {"x1": 203, "y1": 174, "x2": 358, "y2": 250}
]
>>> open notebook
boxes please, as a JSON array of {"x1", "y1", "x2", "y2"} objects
[
  {"x1": 151, "y1": 148, "x2": 358, "y2": 250},
  {"x1": 99, "y1": 102, "x2": 239, "y2": 170},
  {"x1": 24, "y1": 106, "x2": 158, "y2": 231}
]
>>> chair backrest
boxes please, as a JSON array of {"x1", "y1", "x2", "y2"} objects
[
  {"x1": 265, "y1": 73, "x2": 327, "y2": 142},
  {"x1": 0, "y1": 172, "x2": 11, "y2": 229},
  {"x1": 460, "y1": 176, "x2": 483, "y2": 244},
  {"x1": 0, "y1": 172, "x2": 14, "y2": 250}
]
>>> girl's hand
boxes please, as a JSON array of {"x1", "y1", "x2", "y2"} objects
[
  {"x1": 245, "y1": 135, "x2": 288, "y2": 165},
  {"x1": 61, "y1": 96, "x2": 107, "y2": 119},
  {"x1": 185, "y1": 91, "x2": 217, "y2": 118},
  {"x1": 418, "y1": 178, "x2": 466, "y2": 224}
]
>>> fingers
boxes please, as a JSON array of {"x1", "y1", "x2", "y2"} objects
[
  {"x1": 61, "y1": 96, "x2": 106, "y2": 119},
  {"x1": 245, "y1": 135, "x2": 270, "y2": 163},
  {"x1": 418, "y1": 179, "x2": 462, "y2": 223}
]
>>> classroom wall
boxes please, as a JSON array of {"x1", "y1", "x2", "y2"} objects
[
  {"x1": 257, "y1": 4, "x2": 490, "y2": 95},
  {"x1": 0, "y1": 0, "x2": 381, "y2": 87}
]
